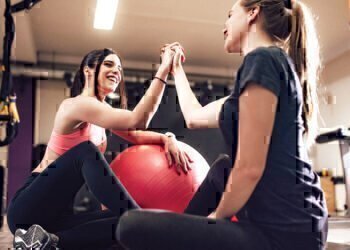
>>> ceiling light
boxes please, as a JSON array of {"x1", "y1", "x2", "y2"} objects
[{"x1": 94, "y1": 0, "x2": 119, "y2": 30}]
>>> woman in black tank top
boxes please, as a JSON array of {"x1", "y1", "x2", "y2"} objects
[{"x1": 117, "y1": 0, "x2": 328, "y2": 249}]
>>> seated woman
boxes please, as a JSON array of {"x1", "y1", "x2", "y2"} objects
[
  {"x1": 117, "y1": 0, "x2": 328, "y2": 249},
  {"x1": 8, "y1": 46, "x2": 191, "y2": 249}
]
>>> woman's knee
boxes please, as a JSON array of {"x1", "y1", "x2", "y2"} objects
[
  {"x1": 6, "y1": 214, "x2": 17, "y2": 234},
  {"x1": 6, "y1": 202, "x2": 20, "y2": 234},
  {"x1": 6, "y1": 211, "x2": 30, "y2": 234},
  {"x1": 207, "y1": 154, "x2": 232, "y2": 190},
  {"x1": 116, "y1": 210, "x2": 159, "y2": 246},
  {"x1": 116, "y1": 210, "x2": 142, "y2": 245}
]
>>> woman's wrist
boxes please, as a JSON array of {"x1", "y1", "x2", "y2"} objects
[
  {"x1": 165, "y1": 132, "x2": 176, "y2": 139},
  {"x1": 214, "y1": 209, "x2": 224, "y2": 219},
  {"x1": 160, "y1": 134, "x2": 168, "y2": 144},
  {"x1": 215, "y1": 203, "x2": 233, "y2": 219},
  {"x1": 162, "y1": 132, "x2": 176, "y2": 144},
  {"x1": 173, "y1": 65, "x2": 184, "y2": 78},
  {"x1": 156, "y1": 65, "x2": 170, "y2": 80}
]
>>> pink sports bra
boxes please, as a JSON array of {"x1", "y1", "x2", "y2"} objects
[{"x1": 47, "y1": 123, "x2": 107, "y2": 156}]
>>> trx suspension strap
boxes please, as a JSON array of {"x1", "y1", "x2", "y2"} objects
[{"x1": 0, "y1": 0, "x2": 41, "y2": 146}]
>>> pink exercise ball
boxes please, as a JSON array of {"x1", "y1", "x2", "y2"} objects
[{"x1": 110, "y1": 141, "x2": 210, "y2": 213}]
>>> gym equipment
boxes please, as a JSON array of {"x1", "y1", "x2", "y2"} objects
[
  {"x1": 110, "y1": 142, "x2": 210, "y2": 213},
  {"x1": 0, "y1": 0, "x2": 41, "y2": 229},
  {"x1": 0, "y1": 166, "x2": 7, "y2": 227},
  {"x1": 316, "y1": 127, "x2": 350, "y2": 217}
]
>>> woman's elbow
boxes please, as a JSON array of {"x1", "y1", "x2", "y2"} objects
[
  {"x1": 133, "y1": 121, "x2": 147, "y2": 130},
  {"x1": 186, "y1": 121, "x2": 195, "y2": 129},
  {"x1": 186, "y1": 119, "x2": 199, "y2": 129},
  {"x1": 134, "y1": 118, "x2": 148, "y2": 130},
  {"x1": 247, "y1": 169, "x2": 263, "y2": 182},
  {"x1": 186, "y1": 119, "x2": 213, "y2": 129},
  {"x1": 238, "y1": 165, "x2": 264, "y2": 182},
  {"x1": 122, "y1": 116, "x2": 147, "y2": 131}
]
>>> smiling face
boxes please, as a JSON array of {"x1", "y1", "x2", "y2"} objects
[
  {"x1": 96, "y1": 54, "x2": 123, "y2": 96},
  {"x1": 223, "y1": 0, "x2": 250, "y2": 53}
]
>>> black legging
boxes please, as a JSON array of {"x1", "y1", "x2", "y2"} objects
[
  {"x1": 117, "y1": 154, "x2": 327, "y2": 250},
  {"x1": 184, "y1": 154, "x2": 232, "y2": 216},
  {"x1": 7, "y1": 141, "x2": 139, "y2": 249}
]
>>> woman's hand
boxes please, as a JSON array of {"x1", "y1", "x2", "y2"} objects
[
  {"x1": 82, "y1": 67, "x2": 96, "y2": 96},
  {"x1": 172, "y1": 45, "x2": 186, "y2": 75},
  {"x1": 207, "y1": 211, "x2": 217, "y2": 219},
  {"x1": 160, "y1": 43, "x2": 185, "y2": 74},
  {"x1": 163, "y1": 135, "x2": 193, "y2": 175},
  {"x1": 159, "y1": 42, "x2": 177, "y2": 74}
]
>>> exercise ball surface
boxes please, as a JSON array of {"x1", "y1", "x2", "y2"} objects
[{"x1": 110, "y1": 142, "x2": 209, "y2": 213}]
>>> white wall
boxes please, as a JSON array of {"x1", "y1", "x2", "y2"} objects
[
  {"x1": 313, "y1": 50, "x2": 350, "y2": 175},
  {"x1": 34, "y1": 79, "x2": 69, "y2": 145}
]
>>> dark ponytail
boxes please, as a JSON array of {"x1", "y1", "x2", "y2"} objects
[
  {"x1": 289, "y1": 1, "x2": 320, "y2": 148},
  {"x1": 71, "y1": 67, "x2": 84, "y2": 98}
]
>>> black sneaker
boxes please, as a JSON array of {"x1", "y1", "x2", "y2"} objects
[{"x1": 13, "y1": 224, "x2": 59, "y2": 249}]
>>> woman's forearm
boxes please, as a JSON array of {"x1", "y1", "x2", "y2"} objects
[
  {"x1": 173, "y1": 68, "x2": 202, "y2": 126},
  {"x1": 112, "y1": 130, "x2": 167, "y2": 145},
  {"x1": 215, "y1": 166, "x2": 262, "y2": 219},
  {"x1": 132, "y1": 67, "x2": 168, "y2": 129}
]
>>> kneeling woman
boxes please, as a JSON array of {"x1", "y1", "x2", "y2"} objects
[{"x1": 7, "y1": 47, "x2": 191, "y2": 249}]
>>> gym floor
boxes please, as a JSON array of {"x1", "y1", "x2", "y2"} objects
[{"x1": 1, "y1": 216, "x2": 349, "y2": 250}]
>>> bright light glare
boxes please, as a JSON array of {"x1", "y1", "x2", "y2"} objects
[{"x1": 94, "y1": 0, "x2": 119, "y2": 30}]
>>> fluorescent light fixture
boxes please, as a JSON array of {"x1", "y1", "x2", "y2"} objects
[{"x1": 94, "y1": 0, "x2": 119, "y2": 30}]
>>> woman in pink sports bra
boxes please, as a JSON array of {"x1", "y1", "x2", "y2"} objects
[
  {"x1": 37, "y1": 44, "x2": 191, "y2": 175},
  {"x1": 7, "y1": 45, "x2": 191, "y2": 249}
]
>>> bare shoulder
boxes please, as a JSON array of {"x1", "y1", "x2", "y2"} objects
[
  {"x1": 55, "y1": 97, "x2": 91, "y2": 122},
  {"x1": 62, "y1": 95, "x2": 96, "y2": 105},
  {"x1": 60, "y1": 96, "x2": 101, "y2": 112},
  {"x1": 62, "y1": 96, "x2": 115, "y2": 121},
  {"x1": 54, "y1": 96, "x2": 102, "y2": 132},
  {"x1": 58, "y1": 97, "x2": 78, "y2": 115},
  {"x1": 50, "y1": 98, "x2": 78, "y2": 133}
]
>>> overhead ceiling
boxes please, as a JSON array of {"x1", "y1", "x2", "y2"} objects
[{"x1": 1, "y1": 0, "x2": 349, "y2": 77}]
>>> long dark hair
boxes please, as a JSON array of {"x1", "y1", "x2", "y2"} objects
[
  {"x1": 71, "y1": 48, "x2": 127, "y2": 109},
  {"x1": 241, "y1": 0, "x2": 320, "y2": 147}
]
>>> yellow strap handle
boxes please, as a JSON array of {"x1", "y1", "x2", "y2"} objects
[
  {"x1": 9, "y1": 95, "x2": 20, "y2": 123},
  {"x1": 0, "y1": 96, "x2": 20, "y2": 123},
  {"x1": 0, "y1": 102, "x2": 9, "y2": 115}
]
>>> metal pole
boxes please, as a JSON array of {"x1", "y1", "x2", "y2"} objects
[{"x1": 339, "y1": 140, "x2": 350, "y2": 217}]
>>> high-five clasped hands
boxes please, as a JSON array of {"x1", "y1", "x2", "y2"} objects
[{"x1": 160, "y1": 42, "x2": 186, "y2": 75}]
